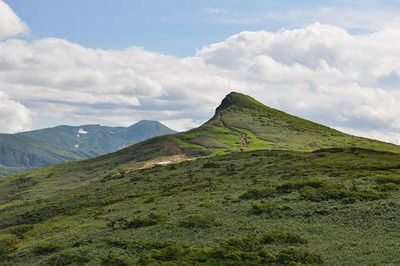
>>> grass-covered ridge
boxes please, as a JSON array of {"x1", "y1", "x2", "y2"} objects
[
  {"x1": 0, "y1": 148, "x2": 399, "y2": 264},
  {"x1": 87, "y1": 92, "x2": 400, "y2": 170}
]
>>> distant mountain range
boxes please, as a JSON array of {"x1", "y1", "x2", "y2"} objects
[{"x1": 0, "y1": 120, "x2": 176, "y2": 175}]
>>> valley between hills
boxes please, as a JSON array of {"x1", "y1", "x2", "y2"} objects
[{"x1": 0, "y1": 92, "x2": 399, "y2": 265}]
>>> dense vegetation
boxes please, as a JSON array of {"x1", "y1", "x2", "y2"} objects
[
  {"x1": 1, "y1": 92, "x2": 399, "y2": 265},
  {"x1": 0, "y1": 149, "x2": 399, "y2": 265}
]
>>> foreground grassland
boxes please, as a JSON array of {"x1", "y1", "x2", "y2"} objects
[{"x1": 1, "y1": 148, "x2": 399, "y2": 265}]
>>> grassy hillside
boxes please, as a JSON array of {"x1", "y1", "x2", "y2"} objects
[
  {"x1": 204, "y1": 92, "x2": 400, "y2": 152},
  {"x1": 89, "y1": 92, "x2": 400, "y2": 170},
  {"x1": 0, "y1": 134, "x2": 86, "y2": 170},
  {"x1": 0, "y1": 148, "x2": 399, "y2": 265}
]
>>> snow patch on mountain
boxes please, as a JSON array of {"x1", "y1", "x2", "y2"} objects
[{"x1": 78, "y1": 128, "x2": 88, "y2": 134}]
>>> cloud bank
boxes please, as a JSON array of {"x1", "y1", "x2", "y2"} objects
[
  {"x1": 0, "y1": 91, "x2": 31, "y2": 133},
  {"x1": 1, "y1": 23, "x2": 400, "y2": 143},
  {"x1": 0, "y1": 1, "x2": 29, "y2": 38}
]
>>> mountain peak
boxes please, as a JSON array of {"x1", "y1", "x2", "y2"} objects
[
  {"x1": 128, "y1": 120, "x2": 177, "y2": 134},
  {"x1": 129, "y1": 120, "x2": 160, "y2": 127},
  {"x1": 214, "y1": 91, "x2": 267, "y2": 115}
]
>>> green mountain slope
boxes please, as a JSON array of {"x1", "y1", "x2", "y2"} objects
[
  {"x1": 189, "y1": 91, "x2": 400, "y2": 153},
  {"x1": 0, "y1": 121, "x2": 176, "y2": 177},
  {"x1": 1, "y1": 92, "x2": 400, "y2": 265},
  {"x1": 93, "y1": 92, "x2": 400, "y2": 169},
  {"x1": 18, "y1": 120, "x2": 176, "y2": 157},
  {"x1": 0, "y1": 134, "x2": 86, "y2": 170}
]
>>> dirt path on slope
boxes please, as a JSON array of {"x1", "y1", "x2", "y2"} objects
[{"x1": 218, "y1": 114, "x2": 248, "y2": 151}]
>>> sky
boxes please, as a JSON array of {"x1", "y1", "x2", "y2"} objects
[{"x1": 2, "y1": 0, "x2": 400, "y2": 143}]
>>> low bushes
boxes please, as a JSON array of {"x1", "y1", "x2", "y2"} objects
[
  {"x1": 32, "y1": 242, "x2": 62, "y2": 255},
  {"x1": 179, "y1": 215, "x2": 217, "y2": 229},
  {"x1": 107, "y1": 212, "x2": 166, "y2": 231},
  {"x1": 251, "y1": 201, "x2": 276, "y2": 215},
  {"x1": 101, "y1": 170, "x2": 126, "y2": 182},
  {"x1": 153, "y1": 244, "x2": 188, "y2": 261},
  {"x1": 224, "y1": 164, "x2": 236, "y2": 175},
  {"x1": 275, "y1": 247, "x2": 324, "y2": 265},
  {"x1": 144, "y1": 232, "x2": 321, "y2": 265},
  {"x1": 239, "y1": 186, "x2": 275, "y2": 200},
  {"x1": 261, "y1": 231, "x2": 308, "y2": 245},
  {"x1": 300, "y1": 187, "x2": 386, "y2": 203},
  {"x1": 276, "y1": 177, "x2": 387, "y2": 203},
  {"x1": 375, "y1": 176, "x2": 400, "y2": 185},
  {"x1": 222, "y1": 237, "x2": 263, "y2": 253},
  {"x1": 100, "y1": 254, "x2": 131, "y2": 266},
  {"x1": 277, "y1": 178, "x2": 336, "y2": 193},
  {"x1": 4, "y1": 224, "x2": 33, "y2": 237},
  {"x1": 0, "y1": 234, "x2": 16, "y2": 258},
  {"x1": 202, "y1": 162, "x2": 219, "y2": 169},
  {"x1": 122, "y1": 212, "x2": 165, "y2": 229},
  {"x1": 375, "y1": 183, "x2": 399, "y2": 192},
  {"x1": 41, "y1": 249, "x2": 90, "y2": 265}
]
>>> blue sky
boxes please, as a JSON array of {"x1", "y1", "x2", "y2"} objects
[{"x1": 7, "y1": 0, "x2": 400, "y2": 56}]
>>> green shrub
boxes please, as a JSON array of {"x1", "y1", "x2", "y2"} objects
[
  {"x1": 375, "y1": 183, "x2": 399, "y2": 192},
  {"x1": 375, "y1": 176, "x2": 400, "y2": 185},
  {"x1": 42, "y1": 249, "x2": 90, "y2": 265},
  {"x1": 131, "y1": 240, "x2": 170, "y2": 253},
  {"x1": 276, "y1": 248, "x2": 324, "y2": 265},
  {"x1": 300, "y1": 186, "x2": 324, "y2": 201},
  {"x1": 32, "y1": 242, "x2": 62, "y2": 255},
  {"x1": 239, "y1": 186, "x2": 275, "y2": 200},
  {"x1": 4, "y1": 224, "x2": 33, "y2": 237},
  {"x1": 224, "y1": 164, "x2": 236, "y2": 175},
  {"x1": 101, "y1": 170, "x2": 125, "y2": 182},
  {"x1": 202, "y1": 162, "x2": 219, "y2": 168},
  {"x1": 144, "y1": 196, "x2": 156, "y2": 203},
  {"x1": 300, "y1": 187, "x2": 386, "y2": 202},
  {"x1": 223, "y1": 237, "x2": 260, "y2": 252},
  {"x1": 200, "y1": 245, "x2": 258, "y2": 263},
  {"x1": 251, "y1": 201, "x2": 276, "y2": 215},
  {"x1": 179, "y1": 215, "x2": 217, "y2": 228},
  {"x1": 168, "y1": 164, "x2": 177, "y2": 170},
  {"x1": 123, "y1": 212, "x2": 165, "y2": 229},
  {"x1": 261, "y1": 231, "x2": 307, "y2": 245},
  {"x1": 277, "y1": 178, "x2": 335, "y2": 193},
  {"x1": 136, "y1": 234, "x2": 316, "y2": 265},
  {"x1": 0, "y1": 234, "x2": 16, "y2": 257},
  {"x1": 153, "y1": 244, "x2": 187, "y2": 261},
  {"x1": 101, "y1": 254, "x2": 131, "y2": 266}
]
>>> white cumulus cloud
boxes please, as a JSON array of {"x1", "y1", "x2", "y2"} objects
[
  {"x1": 1, "y1": 23, "x2": 400, "y2": 143},
  {"x1": 0, "y1": 1, "x2": 29, "y2": 38},
  {"x1": 0, "y1": 91, "x2": 31, "y2": 133}
]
